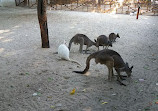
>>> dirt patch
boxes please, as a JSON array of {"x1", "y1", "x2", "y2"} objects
[{"x1": 0, "y1": 7, "x2": 158, "y2": 111}]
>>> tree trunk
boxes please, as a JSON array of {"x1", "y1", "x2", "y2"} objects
[
  {"x1": 136, "y1": 5, "x2": 140, "y2": 19},
  {"x1": 24, "y1": 0, "x2": 27, "y2": 6},
  {"x1": 37, "y1": 0, "x2": 50, "y2": 48}
]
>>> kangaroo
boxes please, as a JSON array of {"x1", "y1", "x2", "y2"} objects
[
  {"x1": 109, "y1": 33, "x2": 120, "y2": 42},
  {"x1": 73, "y1": 49, "x2": 133, "y2": 85},
  {"x1": 58, "y1": 44, "x2": 81, "y2": 66},
  {"x1": 94, "y1": 35, "x2": 112, "y2": 51},
  {"x1": 68, "y1": 34, "x2": 96, "y2": 53}
]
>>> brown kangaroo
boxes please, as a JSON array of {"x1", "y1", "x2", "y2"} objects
[
  {"x1": 94, "y1": 35, "x2": 112, "y2": 51},
  {"x1": 73, "y1": 49, "x2": 133, "y2": 85},
  {"x1": 109, "y1": 33, "x2": 120, "y2": 42},
  {"x1": 68, "y1": 34, "x2": 96, "y2": 53}
]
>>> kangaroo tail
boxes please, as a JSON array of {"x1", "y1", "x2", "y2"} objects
[
  {"x1": 73, "y1": 52, "x2": 96, "y2": 74},
  {"x1": 73, "y1": 70, "x2": 85, "y2": 74}
]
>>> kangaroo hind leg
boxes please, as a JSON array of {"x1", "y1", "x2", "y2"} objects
[{"x1": 106, "y1": 61, "x2": 114, "y2": 81}]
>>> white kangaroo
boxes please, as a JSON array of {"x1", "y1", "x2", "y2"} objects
[{"x1": 58, "y1": 42, "x2": 81, "y2": 66}]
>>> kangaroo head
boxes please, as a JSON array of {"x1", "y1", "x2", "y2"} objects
[
  {"x1": 108, "y1": 41, "x2": 112, "y2": 47},
  {"x1": 63, "y1": 40, "x2": 68, "y2": 46},
  {"x1": 117, "y1": 33, "x2": 120, "y2": 38},
  {"x1": 124, "y1": 62, "x2": 133, "y2": 77},
  {"x1": 94, "y1": 39, "x2": 99, "y2": 47},
  {"x1": 90, "y1": 40, "x2": 96, "y2": 47}
]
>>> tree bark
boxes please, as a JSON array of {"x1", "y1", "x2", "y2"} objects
[
  {"x1": 136, "y1": 5, "x2": 140, "y2": 19},
  {"x1": 24, "y1": 0, "x2": 27, "y2": 6},
  {"x1": 37, "y1": 0, "x2": 50, "y2": 48}
]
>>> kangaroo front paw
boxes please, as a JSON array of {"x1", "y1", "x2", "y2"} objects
[
  {"x1": 120, "y1": 77, "x2": 126, "y2": 80},
  {"x1": 117, "y1": 80, "x2": 126, "y2": 86}
]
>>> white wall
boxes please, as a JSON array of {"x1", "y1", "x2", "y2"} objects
[{"x1": 0, "y1": 0, "x2": 15, "y2": 7}]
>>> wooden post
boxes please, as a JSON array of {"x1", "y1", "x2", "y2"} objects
[
  {"x1": 24, "y1": 0, "x2": 27, "y2": 6},
  {"x1": 104, "y1": 3, "x2": 105, "y2": 12},
  {"x1": 136, "y1": 5, "x2": 140, "y2": 19},
  {"x1": 98, "y1": 0, "x2": 101, "y2": 11},
  {"x1": 37, "y1": 0, "x2": 50, "y2": 48},
  {"x1": 87, "y1": 4, "x2": 88, "y2": 12},
  {"x1": 28, "y1": 0, "x2": 30, "y2": 7},
  {"x1": 122, "y1": 6, "x2": 123, "y2": 13},
  {"x1": 50, "y1": 0, "x2": 53, "y2": 7}
]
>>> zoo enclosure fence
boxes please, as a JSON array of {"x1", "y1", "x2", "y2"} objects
[{"x1": 15, "y1": 0, "x2": 158, "y2": 14}]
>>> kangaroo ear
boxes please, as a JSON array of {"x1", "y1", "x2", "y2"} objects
[
  {"x1": 63, "y1": 40, "x2": 67, "y2": 45},
  {"x1": 130, "y1": 66, "x2": 133, "y2": 70},
  {"x1": 125, "y1": 62, "x2": 129, "y2": 67}
]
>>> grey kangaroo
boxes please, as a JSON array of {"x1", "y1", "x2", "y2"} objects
[
  {"x1": 109, "y1": 33, "x2": 120, "y2": 42},
  {"x1": 68, "y1": 34, "x2": 96, "y2": 53},
  {"x1": 73, "y1": 49, "x2": 133, "y2": 86},
  {"x1": 94, "y1": 35, "x2": 112, "y2": 51}
]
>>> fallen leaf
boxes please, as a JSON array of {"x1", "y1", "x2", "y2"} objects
[
  {"x1": 112, "y1": 93, "x2": 116, "y2": 96},
  {"x1": 33, "y1": 93, "x2": 38, "y2": 96},
  {"x1": 82, "y1": 89, "x2": 86, "y2": 92},
  {"x1": 56, "y1": 103, "x2": 62, "y2": 107},
  {"x1": 139, "y1": 79, "x2": 145, "y2": 82},
  {"x1": 70, "y1": 88, "x2": 75, "y2": 95},
  {"x1": 102, "y1": 102, "x2": 108, "y2": 104},
  {"x1": 144, "y1": 106, "x2": 150, "y2": 111},
  {"x1": 85, "y1": 72, "x2": 90, "y2": 76},
  {"x1": 134, "y1": 80, "x2": 138, "y2": 83},
  {"x1": 37, "y1": 92, "x2": 41, "y2": 95},
  {"x1": 48, "y1": 77, "x2": 52, "y2": 81},
  {"x1": 25, "y1": 72, "x2": 29, "y2": 75},
  {"x1": 140, "y1": 90, "x2": 143, "y2": 92},
  {"x1": 63, "y1": 76, "x2": 70, "y2": 79},
  {"x1": 47, "y1": 96, "x2": 52, "y2": 98},
  {"x1": 50, "y1": 105, "x2": 55, "y2": 108},
  {"x1": 154, "y1": 99, "x2": 158, "y2": 104},
  {"x1": 143, "y1": 66, "x2": 150, "y2": 70},
  {"x1": 33, "y1": 92, "x2": 41, "y2": 96}
]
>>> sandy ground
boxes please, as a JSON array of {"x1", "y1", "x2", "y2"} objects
[{"x1": 0, "y1": 6, "x2": 158, "y2": 111}]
